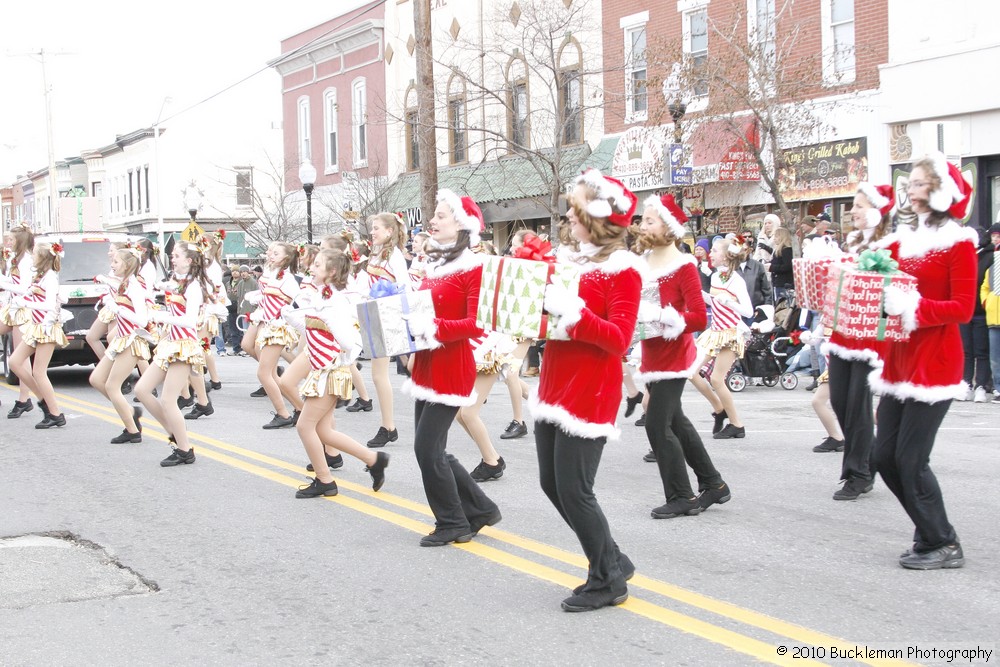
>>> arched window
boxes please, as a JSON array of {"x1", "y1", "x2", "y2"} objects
[
  {"x1": 352, "y1": 77, "x2": 367, "y2": 166},
  {"x1": 447, "y1": 74, "x2": 467, "y2": 164},
  {"x1": 557, "y1": 38, "x2": 583, "y2": 145},
  {"x1": 404, "y1": 85, "x2": 419, "y2": 172},
  {"x1": 323, "y1": 88, "x2": 339, "y2": 171},
  {"x1": 505, "y1": 55, "x2": 530, "y2": 151},
  {"x1": 297, "y1": 96, "x2": 311, "y2": 162}
]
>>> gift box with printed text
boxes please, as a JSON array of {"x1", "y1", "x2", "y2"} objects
[
  {"x1": 792, "y1": 256, "x2": 855, "y2": 311},
  {"x1": 821, "y1": 254, "x2": 917, "y2": 343},
  {"x1": 476, "y1": 255, "x2": 580, "y2": 340}
]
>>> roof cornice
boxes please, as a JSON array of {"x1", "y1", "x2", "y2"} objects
[{"x1": 268, "y1": 19, "x2": 384, "y2": 76}]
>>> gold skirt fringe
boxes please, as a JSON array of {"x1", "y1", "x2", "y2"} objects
[
  {"x1": 300, "y1": 366, "x2": 353, "y2": 399},
  {"x1": 476, "y1": 351, "x2": 514, "y2": 376},
  {"x1": 153, "y1": 339, "x2": 206, "y2": 373},
  {"x1": 818, "y1": 369, "x2": 830, "y2": 385},
  {"x1": 97, "y1": 306, "x2": 116, "y2": 325},
  {"x1": 256, "y1": 320, "x2": 299, "y2": 350},
  {"x1": 203, "y1": 314, "x2": 220, "y2": 337},
  {"x1": 696, "y1": 328, "x2": 746, "y2": 359},
  {"x1": 106, "y1": 334, "x2": 151, "y2": 361},
  {"x1": 0, "y1": 305, "x2": 31, "y2": 327},
  {"x1": 20, "y1": 322, "x2": 69, "y2": 348}
]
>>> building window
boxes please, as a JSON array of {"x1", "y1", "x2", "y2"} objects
[
  {"x1": 506, "y1": 56, "x2": 530, "y2": 151},
  {"x1": 235, "y1": 168, "x2": 253, "y2": 207},
  {"x1": 144, "y1": 166, "x2": 150, "y2": 212},
  {"x1": 297, "y1": 96, "x2": 311, "y2": 162},
  {"x1": 404, "y1": 86, "x2": 419, "y2": 171},
  {"x1": 447, "y1": 75, "x2": 467, "y2": 164},
  {"x1": 323, "y1": 89, "x2": 339, "y2": 172},
  {"x1": 822, "y1": 0, "x2": 855, "y2": 84},
  {"x1": 352, "y1": 78, "x2": 367, "y2": 166},
  {"x1": 686, "y1": 8, "x2": 709, "y2": 98},
  {"x1": 748, "y1": 0, "x2": 776, "y2": 96},
  {"x1": 622, "y1": 16, "x2": 648, "y2": 121},
  {"x1": 128, "y1": 170, "x2": 134, "y2": 215},
  {"x1": 559, "y1": 69, "x2": 582, "y2": 145}
]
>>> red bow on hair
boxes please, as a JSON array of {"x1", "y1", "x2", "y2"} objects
[
  {"x1": 277, "y1": 269, "x2": 285, "y2": 280},
  {"x1": 321, "y1": 285, "x2": 333, "y2": 299},
  {"x1": 200, "y1": 337, "x2": 210, "y2": 351},
  {"x1": 512, "y1": 233, "x2": 554, "y2": 263},
  {"x1": 350, "y1": 247, "x2": 361, "y2": 263},
  {"x1": 215, "y1": 229, "x2": 227, "y2": 241}
]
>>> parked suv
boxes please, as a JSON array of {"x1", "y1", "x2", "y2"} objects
[{"x1": 1, "y1": 232, "x2": 164, "y2": 383}]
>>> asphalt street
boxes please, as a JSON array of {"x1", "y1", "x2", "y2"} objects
[{"x1": 1, "y1": 355, "x2": 998, "y2": 666}]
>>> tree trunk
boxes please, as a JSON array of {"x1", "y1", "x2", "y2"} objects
[{"x1": 414, "y1": 0, "x2": 438, "y2": 227}]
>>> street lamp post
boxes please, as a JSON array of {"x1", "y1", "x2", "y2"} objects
[
  {"x1": 298, "y1": 160, "x2": 317, "y2": 244},
  {"x1": 183, "y1": 182, "x2": 202, "y2": 225}
]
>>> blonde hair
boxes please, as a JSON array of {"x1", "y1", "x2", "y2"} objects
[
  {"x1": 369, "y1": 212, "x2": 406, "y2": 260},
  {"x1": 269, "y1": 242, "x2": 298, "y2": 273},
  {"x1": 33, "y1": 243, "x2": 61, "y2": 275},
  {"x1": 114, "y1": 248, "x2": 142, "y2": 282},
  {"x1": 564, "y1": 183, "x2": 629, "y2": 263},
  {"x1": 713, "y1": 237, "x2": 743, "y2": 274},
  {"x1": 314, "y1": 249, "x2": 351, "y2": 291},
  {"x1": 772, "y1": 227, "x2": 792, "y2": 253}
]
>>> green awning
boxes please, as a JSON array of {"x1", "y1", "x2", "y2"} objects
[{"x1": 578, "y1": 136, "x2": 620, "y2": 173}]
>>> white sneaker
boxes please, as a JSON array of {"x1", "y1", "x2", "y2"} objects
[
  {"x1": 956, "y1": 383, "x2": 973, "y2": 401},
  {"x1": 974, "y1": 386, "x2": 988, "y2": 403}
]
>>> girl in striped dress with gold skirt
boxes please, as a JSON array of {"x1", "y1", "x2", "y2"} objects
[
  {"x1": 0, "y1": 225, "x2": 37, "y2": 417},
  {"x1": 282, "y1": 250, "x2": 389, "y2": 498},
  {"x1": 89, "y1": 247, "x2": 152, "y2": 443},
  {"x1": 136, "y1": 243, "x2": 209, "y2": 467}
]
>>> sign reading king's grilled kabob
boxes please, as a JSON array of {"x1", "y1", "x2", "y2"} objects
[{"x1": 778, "y1": 137, "x2": 868, "y2": 201}]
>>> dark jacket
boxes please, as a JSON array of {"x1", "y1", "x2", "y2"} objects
[
  {"x1": 737, "y1": 258, "x2": 773, "y2": 308},
  {"x1": 769, "y1": 246, "x2": 794, "y2": 289}
]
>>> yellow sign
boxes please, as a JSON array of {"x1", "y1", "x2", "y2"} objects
[
  {"x1": 181, "y1": 221, "x2": 205, "y2": 243},
  {"x1": 343, "y1": 210, "x2": 359, "y2": 221}
]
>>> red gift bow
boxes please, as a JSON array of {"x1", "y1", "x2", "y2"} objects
[{"x1": 512, "y1": 234, "x2": 554, "y2": 263}]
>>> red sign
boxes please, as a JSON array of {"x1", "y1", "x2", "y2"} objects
[{"x1": 718, "y1": 149, "x2": 761, "y2": 182}]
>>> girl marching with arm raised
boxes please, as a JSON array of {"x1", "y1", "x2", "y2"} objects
[{"x1": 0, "y1": 225, "x2": 37, "y2": 416}]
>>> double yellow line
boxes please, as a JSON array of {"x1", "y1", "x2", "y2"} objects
[{"x1": 2, "y1": 384, "x2": 919, "y2": 667}]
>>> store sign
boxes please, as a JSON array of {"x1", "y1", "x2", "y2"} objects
[
  {"x1": 683, "y1": 185, "x2": 705, "y2": 216},
  {"x1": 718, "y1": 148, "x2": 761, "y2": 182},
  {"x1": 612, "y1": 126, "x2": 666, "y2": 192},
  {"x1": 668, "y1": 143, "x2": 692, "y2": 185},
  {"x1": 780, "y1": 138, "x2": 868, "y2": 200}
]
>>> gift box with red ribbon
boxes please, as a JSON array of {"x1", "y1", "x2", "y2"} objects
[
  {"x1": 476, "y1": 236, "x2": 580, "y2": 339},
  {"x1": 792, "y1": 255, "x2": 855, "y2": 311},
  {"x1": 821, "y1": 250, "x2": 917, "y2": 342}
]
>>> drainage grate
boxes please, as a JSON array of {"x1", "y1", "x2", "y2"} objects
[{"x1": 0, "y1": 531, "x2": 158, "y2": 610}]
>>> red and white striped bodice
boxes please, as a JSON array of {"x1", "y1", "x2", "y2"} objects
[
  {"x1": 709, "y1": 272, "x2": 746, "y2": 331},
  {"x1": 258, "y1": 273, "x2": 296, "y2": 322},
  {"x1": 304, "y1": 315, "x2": 343, "y2": 371},
  {"x1": 164, "y1": 290, "x2": 197, "y2": 341},
  {"x1": 25, "y1": 283, "x2": 49, "y2": 324},
  {"x1": 113, "y1": 290, "x2": 140, "y2": 339}
]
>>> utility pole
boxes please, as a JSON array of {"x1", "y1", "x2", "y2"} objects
[
  {"x1": 413, "y1": 0, "x2": 438, "y2": 226},
  {"x1": 40, "y1": 49, "x2": 59, "y2": 233}
]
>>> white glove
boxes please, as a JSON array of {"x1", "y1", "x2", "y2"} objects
[
  {"x1": 883, "y1": 285, "x2": 914, "y2": 316},
  {"x1": 148, "y1": 309, "x2": 164, "y2": 324},
  {"x1": 799, "y1": 329, "x2": 813, "y2": 345},
  {"x1": 637, "y1": 300, "x2": 661, "y2": 323},
  {"x1": 659, "y1": 305, "x2": 686, "y2": 340},
  {"x1": 543, "y1": 283, "x2": 584, "y2": 319},
  {"x1": 244, "y1": 290, "x2": 262, "y2": 305},
  {"x1": 404, "y1": 311, "x2": 440, "y2": 349},
  {"x1": 104, "y1": 301, "x2": 119, "y2": 316},
  {"x1": 700, "y1": 263, "x2": 713, "y2": 277}
]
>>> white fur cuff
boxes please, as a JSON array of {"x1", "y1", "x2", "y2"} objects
[
  {"x1": 658, "y1": 305, "x2": 686, "y2": 340},
  {"x1": 551, "y1": 295, "x2": 585, "y2": 339},
  {"x1": 407, "y1": 312, "x2": 443, "y2": 350}
]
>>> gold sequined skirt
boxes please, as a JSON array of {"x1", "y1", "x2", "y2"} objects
[
  {"x1": 20, "y1": 322, "x2": 69, "y2": 348},
  {"x1": 152, "y1": 339, "x2": 205, "y2": 373},
  {"x1": 203, "y1": 314, "x2": 220, "y2": 337},
  {"x1": 97, "y1": 306, "x2": 116, "y2": 325},
  {"x1": 476, "y1": 351, "x2": 514, "y2": 376},
  {"x1": 0, "y1": 304, "x2": 31, "y2": 327},
  {"x1": 818, "y1": 369, "x2": 830, "y2": 385},
  {"x1": 300, "y1": 366, "x2": 353, "y2": 399},
  {"x1": 256, "y1": 320, "x2": 299, "y2": 350},
  {"x1": 696, "y1": 328, "x2": 746, "y2": 359},
  {"x1": 106, "y1": 333, "x2": 151, "y2": 361}
]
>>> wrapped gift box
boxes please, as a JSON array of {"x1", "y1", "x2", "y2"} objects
[
  {"x1": 992, "y1": 254, "x2": 1000, "y2": 296},
  {"x1": 476, "y1": 256, "x2": 580, "y2": 339},
  {"x1": 821, "y1": 263, "x2": 918, "y2": 342},
  {"x1": 357, "y1": 289, "x2": 435, "y2": 358},
  {"x1": 792, "y1": 256, "x2": 855, "y2": 311},
  {"x1": 631, "y1": 283, "x2": 665, "y2": 345}
]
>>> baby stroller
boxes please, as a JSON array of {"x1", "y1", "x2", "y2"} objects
[{"x1": 725, "y1": 304, "x2": 800, "y2": 392}]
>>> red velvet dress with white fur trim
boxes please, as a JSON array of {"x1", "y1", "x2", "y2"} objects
[
  {"x1": 530, "y1": 249, "x2": 642, "y2": 440},
  {"x1": 634, "y1": 256, "x2": 707, "y2": 385},
  {"x1": 405, "y1": 250, "x2": 485, "y2": 407},
  {"x1": 868, "y1": 219, "x2": 978, "y2": 403}
]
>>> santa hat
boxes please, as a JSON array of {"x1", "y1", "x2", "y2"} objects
[
  {"x1": 924, "y1": 151, "x2": 973, "y2": 219},
  {"x1": 436, "y1": 189, "x2": 485, "y2": 245},
  {"x1": 574, "y1": 169, "x2": 638, "y2": 227},
  {"x1": 857, "y1": 182, "x2": 895, "y2": 228},
  {"x1": 642, "y1": 193, "x2": 688, "y2": 239}
]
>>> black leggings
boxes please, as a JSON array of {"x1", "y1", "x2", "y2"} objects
[
  {"x1": 535, "y1": 419, "x2": 627, "y2": 592},
  {"x1": 414, "y1": 400, "x2": 497, "y2": 531},
  {"x1": 874, "y1": 396, "x2": 957, "y2": 552},
  {"x1": 827, "y1": 355, "x2": 876, "y2": 482},
  {"x1": 645, "y1": 378, "x2": 723, "y2": 500}
]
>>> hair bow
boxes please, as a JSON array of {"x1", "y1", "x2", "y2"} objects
[{"x1": 50, "y1": 243, "x2": 65, "y2": 258}]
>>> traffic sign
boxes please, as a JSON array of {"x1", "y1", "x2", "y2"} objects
[{"x1": 181, "y1": 221, "x2": 205, "y2": 243}]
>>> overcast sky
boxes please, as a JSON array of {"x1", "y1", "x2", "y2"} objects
[{"x1": 0, "y1": 0, "x2": 371, "y2": 185}]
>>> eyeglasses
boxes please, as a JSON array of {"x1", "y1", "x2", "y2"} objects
[{"x1": 908, "y1": 180, "x2": 931, "y2": 188}]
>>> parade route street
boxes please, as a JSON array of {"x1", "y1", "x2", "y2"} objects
[{"x1": 1, "y1": 356, "x2": 998, "y2": 666}]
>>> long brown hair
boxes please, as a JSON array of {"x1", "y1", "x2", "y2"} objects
[
  {"x1": 369, "y1": 212, "x2": 406, "y2": 261},
  {"x1": 33, "y1": 242, "x2": 62, "y2": 276},
  {"x1": 563, "y1": 183, "x2": 629, "y2": 263},
  {"x1": 314, "y1": 249, "x2": 351, "y2": 291}
]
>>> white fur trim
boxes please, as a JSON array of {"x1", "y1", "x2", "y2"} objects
[
  {"x1": 549, "y1": 295, "x2": 585, "y2": 339},
  {"x1": 897, "y1": 290, "x2": 920, "y2": 333},
  {"x1": 633, "y1": 354, "x2": 702, "y2": 384},
  {"x1": 528, "y1": 396, "x2": 621, "y2": 441},
  {"x1": 873, "y1": 220, "x2": 978, "y2": 258},
  {"x1": 642, "y1": 195, "x2": 686, "y2": 239},
  {"x1": 406, "y1": 312, "x2": 443, "y2": 350},
  {"x1": 864, "y1": 208, "x2": 882, "y2": 229},
  {"x1": 403, "y1": 379, "x2": 478, "y2": 407},
  {"x1": 437, "y1": 189, "x2": 480, "y2": 241},
  {"x1": 867, "y1": 369, "x2": 967, "y2": 404},
  {"x1": 659, "y1": 305, "x2": 686, "y2": 340},
  {"x1": 823, "y1": 341, "x2": 883, "y2": 366},
  {"x1": 579, "y1": 248, "x2": 645, "y2": 276},
  {"x1": 424, "y1": 249, "x2": 483, "y2": 278},
  {"x1": 575, "y1": 170, "x2": 631, "y2": 215},
  {"x1": 643, "y1": 253, "x2": 695, "y2": 280},
  {"x1": 926, "y1": 151, "x2": 962, "y2": 212},
  {"x1": 586, "y1": 199, "x2": 613, "y2": 218},
  {"x1": 857, "y1": 182, "x2": 890, "y2": 211}
]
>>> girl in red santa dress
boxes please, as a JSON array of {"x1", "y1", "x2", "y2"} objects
[
  {"x1": 88, "y1": 247, "x2": 152, "y2": 443},
  {"x1": 403, "y1": 190, "x2": 501, "y2": 547},
  {"x1": 689, "y1": 236, "x2": 754, "y2": 439},
  {"x1": 241, "y1": 242, "x2": 302, "y2": 430},
  {"x1": 358, "y1": 212, "x2": 412, "y2": 448},
  {"x1": 281, "y1": 249, "x2": 389, "y2": 498},
  {"x1": 869, "y1": 152, "x2": 978, "y2": 569},
  {"x1": 820, "y1": 183, "x2": 894, "y2": 499},
  {"x1": 634, "y1": 194, "x2": 732, "y2": 519},
  {"x1": 136, "y1": 242, "x2": 210, "y2": 466},
  {"x1": 531, "y1": 169, "x2": 641, "y2": 612},
  {"x1": 0, "y1": 225, "x2": 37, "y2": 417},
  {"x1": 9, "y1": 241, "x2": 70, "y2": 429}
]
